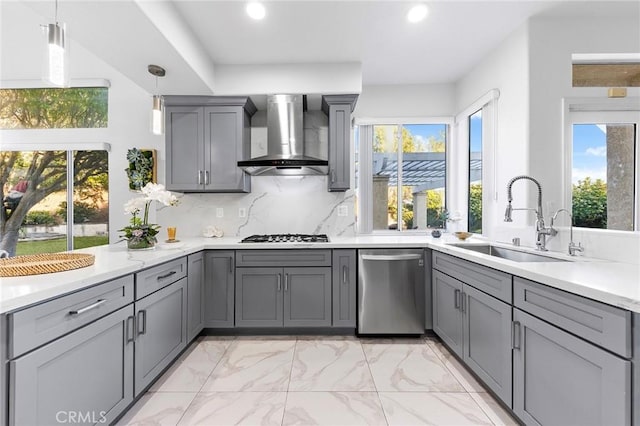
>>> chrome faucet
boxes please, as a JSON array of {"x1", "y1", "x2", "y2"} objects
[
  {"x1": 551, "y1": 209, "x2": 584, "y2": 256},
  {"x1": 504, "y1": 175, "x2": 556, "y2": 251}
]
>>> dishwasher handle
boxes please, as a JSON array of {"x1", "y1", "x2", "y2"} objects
[{"x1": 360, "y1": 254, "x2": 423, "y2": 261}]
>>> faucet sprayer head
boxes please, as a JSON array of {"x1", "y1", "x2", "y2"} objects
[{"x1": 504, "y1": 203, "x2": 513, "y2": 222}]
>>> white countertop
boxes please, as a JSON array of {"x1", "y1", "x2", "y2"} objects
[{"x1": 1, "y1": 235, "x2": 639, "y2": 314}]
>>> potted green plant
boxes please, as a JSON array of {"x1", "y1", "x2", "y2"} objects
[{"x1": 119, "y1": 183, "x2": 178, "y2": 250}]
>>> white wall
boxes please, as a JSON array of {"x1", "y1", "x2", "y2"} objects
[
  {"x1": 454, "y1": 24, "x2": 531, "y2": 245},
  {"x1": 526, "y1": 15, "x2": 640, "y2": 262},
  {"x1": 354, "y1": 84, "x2": 455, "y2": 119}
]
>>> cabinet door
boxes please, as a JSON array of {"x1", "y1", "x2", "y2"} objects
[
  {"x1": 134, "y1": 278, "x2": 187, "y2": 396},
  {"x1": 10, "y1": 305, "x2": 134, "y2": 426},
  {"x1": 235, "y1": 268, "x2": 283, "y2": 327},
  {"x1": 204, "y1": 251, "x2": 235, "y2": 328},
  {"x1": 432, "y1": 270, "x2": 463, "y2": 357},
  {"x1": 332, "y1": 250, "x2": 356, "y2": 327},
  {"x1": 513, "y1": 309, "x2": 631, "y2": 426},
  {"x1": 187, "y1": 252, "x2": 205, "y2": 341},
  {"x1": 323, "y1": 95, "x2": 357, "y2": 192},
  {"x1": 204, "y1": 106, "x2": 250, "y2": 192},
  {"x1": 284, "y1": 267, "x2": 332, "y2": 327},
  {"x1": 165, "y1": 106, "x2": 205, "y2": 191},
  {"x1": 463, "y1": 284, "x2": 513, "y2": 407}
]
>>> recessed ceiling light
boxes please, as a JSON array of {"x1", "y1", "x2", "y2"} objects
[
  {"x1": 407, "y1": 4, "x2": 428, "y2": 23},
  {"x1": 246, "y1": 2, "x2": 266, "y2": 20}
]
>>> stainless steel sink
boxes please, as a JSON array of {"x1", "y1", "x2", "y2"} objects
[{"x1": 449, "y1": 244, "x2": 569, "y2": 262}]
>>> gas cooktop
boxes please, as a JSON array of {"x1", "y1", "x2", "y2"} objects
[{"x1": 240, "y1": 234, "x2": 330, "y2": 243}]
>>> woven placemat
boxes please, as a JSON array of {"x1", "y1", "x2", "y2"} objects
[{"x1": 0, "y1": 253, "x2": 95, "y2": 277}]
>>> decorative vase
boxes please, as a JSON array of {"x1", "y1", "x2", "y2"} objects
[
  {"x1": 127, "y1": 237, "x2": 156, "y2": 251},
  {"x1": 431, "y1": 229, "x2": 442, "y2": 238}
]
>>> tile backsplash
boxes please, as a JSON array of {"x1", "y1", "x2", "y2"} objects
[{"x1": 157, "y1": 175, "x2": 356, "y2": 239}]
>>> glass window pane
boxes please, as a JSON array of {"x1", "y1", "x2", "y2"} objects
[
  {"x1": 0, "y1": 87, "x2": 108, "y2": 129},
  {"x1": 402, "y1": 124, "x2": 446, "y2": 230},
  {"x1": 373, "y1": 125, "x2": 398, "y2": 230},
  {"x1": 72, "y1": 150, "x2": 109, "y2": 249},
  {"x1": 469, "y1": 110, "x2": 483, "y2": 233},
  {"x1": 572, "y1": 123, "x2": 636, "y2": 231},
  {"x1": 2, "y1": 151, "x2": 68, "y2": 256}
]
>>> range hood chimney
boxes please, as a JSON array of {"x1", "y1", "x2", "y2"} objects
[{"x1": 238, "y1": 94, "x2": 328, "y2": 176}]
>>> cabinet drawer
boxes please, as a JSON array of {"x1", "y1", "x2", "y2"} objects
[
  {"x1": 432, "y1": 251, "x2": 512, "y2": 303},
  {"x1": 236, "y1": 250, "x2": 332, "y2": 267},
  {"x1": 514, "y1": 277, "x2": 632, "y2": 358},
  {"x1": 8, "y1": 274, "x2": 134, "y2": 358},
  {"x1": 135, "y1": 257, "x2": 187, "y2": 299}
]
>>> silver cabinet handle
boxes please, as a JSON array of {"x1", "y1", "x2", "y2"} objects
[
  {"x1": 360, "y1": 254, "x2": 422, "y2": 261},
  {"x1": 69, "y1": 299, "x2": 106, "y2": 316},
  {"x1": 157, "y1": 270, "x2": 177, "y2": 280},
  {"x1": 331, "y1": 170, "x2": 336, "y2": 183},
  {"x1": 342, "y1": 265, "x2": 347, "y2": 285},
  {"x1": 512, "y1": 321, "x2": 521, "y2": 350},
  {"x1": 284, "y1": 273, "x2": 289, "y2": 291},
  {"x1": 229, "y1": 256, "x2": 233, "y2": 273},
  {"x1": 461, "y1": 291, "x2": 467, "y2": 313},
  {"x1": 137, "y1": 310, "x2": 147, "y2": 336},
  {"x1": 126, "y1": 315, "x2": 135, "y2": 343},
  {"x1": 198, "y1": 170, "x2": 203, "y2": 185},
  {"x1": 454, "y1": 289, "x2": 461, "y2": 309},
  {"x1": 205, "y1": 170, "x2": 210, "y2": 185},
  {"x1": 277, "y1": 274, "x2": 282, "y2": 291}
]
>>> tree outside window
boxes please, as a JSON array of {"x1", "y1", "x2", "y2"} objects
[{"x1": 0, "y1": 88, "x2": 109, "y2": 256}]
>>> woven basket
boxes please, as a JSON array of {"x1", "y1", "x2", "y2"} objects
[{"x1": 0, "y1": 253, "x2": 95, "y2": 277}]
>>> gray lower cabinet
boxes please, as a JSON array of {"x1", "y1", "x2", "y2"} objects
[
  {"x1": 513, "y1": 308, "x2": 631, "y2": 426},
  {"x1": 432, "y1": 270, "x2": 512, "y2": 407},
  {"x1": 235, "y1": 267, "x2": 331, "y2": 327},
  {"x1": 332, "y1": 249, "x2": 356, "y2": 327},
  {"x1": 187, "y1": 252, "x2": 205, "y2": 341},
  {"x1": 432, "y1": 270, "x2": 463, "y2": 356},
  {"x1": 134, "y1": 278, "x2": 187, "y2": 396},
  {"x1": 204, "y1": 251, "x2": 235, "y2": 328},
  {"x1": 9, "y1": 305, "x2": 134, "y2": 426}
]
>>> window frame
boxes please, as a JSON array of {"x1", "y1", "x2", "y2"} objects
[
  {"x1": 355, "y1": 117, "x2": 453, "y2": 234},
  {"x1": 563, "y1": 97, "x2": 640, "y2": 231}
]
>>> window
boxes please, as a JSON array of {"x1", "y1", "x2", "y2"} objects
[
  {"x1": 357, "y1": 122, "x2": 448, "y2": 232},
  {"x1": 568, "y1": 109, "x2": 639, "y2": 231},
  {"x1": 468, "y1": 110, "x2": 483, "y2": 233},
  {"x1": 0, "y1": 87, "x2": 109, "y2": 256}
]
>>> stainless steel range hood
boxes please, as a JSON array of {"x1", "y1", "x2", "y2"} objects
[{"x1": 237, "y1": 94, "x2": 329, "y2": 176}]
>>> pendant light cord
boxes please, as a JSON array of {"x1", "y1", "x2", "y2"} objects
[{"x1": 54, "y1": 0, "x2": 58, "y2": 24}]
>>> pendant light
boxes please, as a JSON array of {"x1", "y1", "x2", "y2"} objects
[
  {"x1": 43, "y1": 0, "x2": 69, "y2": 86},
  {"x1": 148, "y1": 65, "x2": 166, "y2": 135}
]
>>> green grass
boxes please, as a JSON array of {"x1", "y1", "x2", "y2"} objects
[{"x1": 16, "y1": 236, "x2": 109, "y2": 256}]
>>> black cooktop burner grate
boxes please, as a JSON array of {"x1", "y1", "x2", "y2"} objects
[{"x1": 240, "y1": 234, "x2": 330, "y2": 243}]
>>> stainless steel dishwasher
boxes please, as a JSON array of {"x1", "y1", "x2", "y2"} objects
[{"x1": 357, "y1": 248, "x2": 426, "y2": 334}]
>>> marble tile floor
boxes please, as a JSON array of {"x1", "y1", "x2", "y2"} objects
[{"x1": 117, "y1": 335, "x2": 519, "y2": 426}]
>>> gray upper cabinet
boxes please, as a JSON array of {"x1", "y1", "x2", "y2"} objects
[
  {"x1": 134, "y1": 278, "x2": 187, "y2": 396},
  {"x1": 187, "y1": 252, "x2": 205, "y2": 342},
  {"x1": 204, "y1": 251, "x2": 235, "y2": 328},
  {"x1": 10, "y1": 305, "x2": 134, "y2": 426},
  {"x1": 332, "y1": 249, "x2": 356, "y2": 328},
  {"x1": 513, "y1": 308, "x2": 631, "y2": 426},
  {"x1": 165, "y1": 96, "x2": 256, "y2": 193},
  {"x1": 322, "y1": 95, "x2": 358, "y2": 192}
]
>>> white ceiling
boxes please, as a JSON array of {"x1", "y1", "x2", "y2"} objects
[{"x1": 2, "y1": 0, "x2": 639, "y2": 95}]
